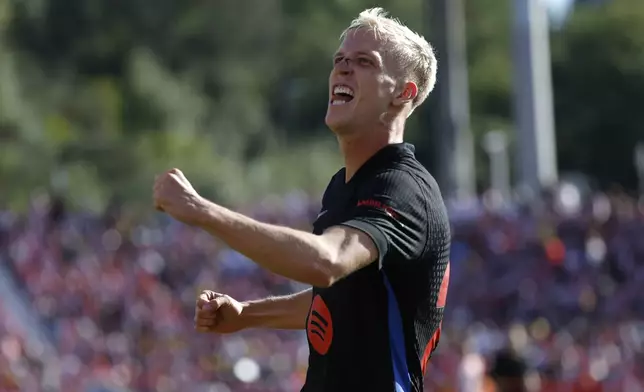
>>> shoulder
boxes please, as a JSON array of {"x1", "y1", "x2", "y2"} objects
[
  {"x1": 358, "y1": 163, "x2": 450, "y2": 239},
  {"x1": 357, "y1": 163, "x2": 441, "y2": 210},
  {"x1": 389, "y1": 159, "x2": 448, "y2": 217},
  {"x1": 352, "y1": 167, "x2": 431, "y2": 235}
]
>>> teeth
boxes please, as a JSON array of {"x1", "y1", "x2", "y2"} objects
[
  {"x1": 331, "y1": 100, "x2": 347, "y2": 106},
  {"x1": 333, "y1": 85, "x2": 354, "y2": 96}
]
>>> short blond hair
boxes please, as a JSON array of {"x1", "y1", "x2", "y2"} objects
[{"x1": 341, "y1": 8, "x2": 437, "y2": 111}]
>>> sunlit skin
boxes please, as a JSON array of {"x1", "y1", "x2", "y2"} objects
[{"x1": 325, "y1": 28, "x2": 419, "y2": 181}]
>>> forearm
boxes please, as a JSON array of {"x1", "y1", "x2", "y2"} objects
[
  {"x1": 241, "y1": 289, "x2": 312, "y2": 330},
  {"x1": 195, "y1": 199, "x2": 334, "y2": 286}
]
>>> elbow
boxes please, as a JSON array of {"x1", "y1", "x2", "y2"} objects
[
  {"x1": 310, "y1": 255, "x2": 341, "y2": 288},
  {"x1": 310, "y1": 273, "x2": 335, "y2": 288},
  {"x1": 310, "y1": 273, "x2": 336, "y2": 289}
]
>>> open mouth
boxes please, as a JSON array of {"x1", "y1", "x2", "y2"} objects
[{"x1": 330, "y1": 85, "x2": 354, "y2": 106}]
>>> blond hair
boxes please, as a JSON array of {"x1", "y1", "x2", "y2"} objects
[{"x1": 341, "y1": 8, "x2": 437, "y2": 112}]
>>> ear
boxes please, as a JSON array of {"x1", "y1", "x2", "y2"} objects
[{"x1": 392, "y1": 82, "x2": 418, "y2": 107}]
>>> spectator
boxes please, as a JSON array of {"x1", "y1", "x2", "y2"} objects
[{"x1": 1, "y1": 187, "x2": 643, "y2": 391}]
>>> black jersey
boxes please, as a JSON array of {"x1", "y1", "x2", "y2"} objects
[{"x1": 301, "y1": 143, "x2": 451, "y2": 392}]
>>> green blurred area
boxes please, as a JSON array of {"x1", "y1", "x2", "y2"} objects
[{"x1": 0, "y1": 0, "x2": 643, "y2": 213}]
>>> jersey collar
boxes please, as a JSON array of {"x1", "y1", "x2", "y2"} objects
[{"x1": 347, "y1": 143, "x2": 416, "y2": 184}]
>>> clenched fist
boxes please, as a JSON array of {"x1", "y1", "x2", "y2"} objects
[
  {"x1": 195, "y1": 290, "x2": 247, "y2": 334},
  {"x1": 153, "y1": 168, "x2": 205, "y2": 226}
]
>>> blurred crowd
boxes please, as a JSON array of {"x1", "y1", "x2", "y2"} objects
[{"x1": 1, "y1": 186, "x2": 644, "y2": 392}]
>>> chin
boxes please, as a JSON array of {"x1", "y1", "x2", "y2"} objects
[
  {"x1": 325, "y1": 108, "x2": 352, "y2": 132},
  {"x1": 325, "y1": 117, "x2": 348, "y2": 134}
]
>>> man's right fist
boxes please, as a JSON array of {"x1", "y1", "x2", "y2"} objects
[
  {"x1": 194, "y1": 290, "x2": 246, "y2": 334},
  {"x1": 153, "y1": 168, "x2": 205, "y2": 226}
]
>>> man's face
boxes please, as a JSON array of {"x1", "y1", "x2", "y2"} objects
[{"x1": 325, "y1": 29, "x2": 399, "y2": 134}]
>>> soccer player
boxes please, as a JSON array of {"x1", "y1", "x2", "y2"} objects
[{"x1": 153, "y1": 8, "x2": 451, "y2": 392}]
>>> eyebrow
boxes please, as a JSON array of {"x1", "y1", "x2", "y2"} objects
[{"x1": 333, "y1": 51, "x2": 382, "y2": 65}]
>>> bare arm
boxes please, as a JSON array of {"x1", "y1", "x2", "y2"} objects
[
  {"x1": 153, "y1": 169, "x2": 379, "y2": 287},
  {"x1": 193, "y1": 200, "x2": 378, "y2": 287},
  {"x1": 241, "y1": 289, "x2": 312, "y2": 330}
]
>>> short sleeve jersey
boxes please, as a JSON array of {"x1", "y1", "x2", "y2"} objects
[{"x1": 301, "y1": 143, "x2": 451, "y2": 392}]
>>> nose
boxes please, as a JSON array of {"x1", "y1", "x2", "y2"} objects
[{"x1": 335, "y1": 58, "x2": 353, "y2": 75}]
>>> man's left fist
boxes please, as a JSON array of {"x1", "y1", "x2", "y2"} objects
[{"x1": 153, "y1": 168, "x2": 204, "y2": 226}]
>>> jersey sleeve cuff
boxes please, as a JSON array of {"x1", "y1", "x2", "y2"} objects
[{"x1": 340, "y1": 218, "x2": 388, "y2": 269}]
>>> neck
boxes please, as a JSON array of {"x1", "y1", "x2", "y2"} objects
[{"x1": 338, "y1": 122, "x2": 404, "y2": 182}]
